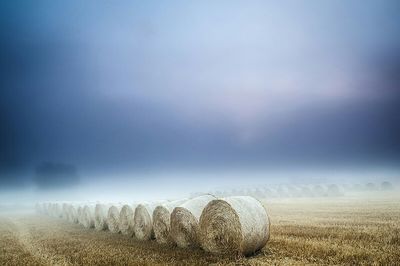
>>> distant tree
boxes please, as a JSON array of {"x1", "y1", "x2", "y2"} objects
[
  {"x1": 34, "y1": 162, "x2": 80, "y2": 189},
  {"x1": 381, "y1": 181, "x2": 394, "y2": 191}
]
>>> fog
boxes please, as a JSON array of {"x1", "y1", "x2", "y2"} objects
[{"x1": 1, "y1": 1, "x2": 400, "y2": 205}]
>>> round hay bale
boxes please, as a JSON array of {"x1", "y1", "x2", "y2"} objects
[
  {"x1": 94, "y1": 203, "x2": 111, "y2": 230},
  {"x1": 77, "y1": 206, "x2": 84, "y2": 225},
  {"x1": 199, "y1": 196, "x2": 270, "y2": 256},
  {"x1": 107, "y1": 205, "x2": 122, "y2": 233},
  {"x1": 312, "y1": 185, "x2": 326, "y2": 197},
  {"x1": 119, "y1": 204, "x2": 136, "y2": 236},
  {"x1": 62, "y1": 203, "x2": 69, "y2": 219},
  {"x1": 366, "y1": 182, "x2": 378, "y2": 191},
  {"x1": 277, "y1": 185, "x2": 290, "y2": 197},
  {"x1": 327, "y1": 184, "x2": 342, "y2": 197},
  {"x1": 35, "y1": 203, "x2": 41, "y2": 214},
  {"x1": 170, "y1": 194, "x2": 216, "y2": 248},
  {"x1": 300, "y1": 186, "x2": 314, "y2": 197},
  {"x1": 82, "y1": 205, "x2": 96, "y2": 228},
  {"x1": 133, "y1": 203, "x2": 158, "y2": 240},
  {"x1": 67, "y1": 204, "x2": 79, "y2": 223},
  {"x1": 153, "y1": 199, "x2": 188, "y2": 244}
]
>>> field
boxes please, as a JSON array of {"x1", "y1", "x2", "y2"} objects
[{"x1": 1, "y1": 195, "x2": 399, "y2": 265}]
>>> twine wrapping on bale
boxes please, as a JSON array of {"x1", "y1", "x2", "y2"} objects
[
  {"x1": 153, "y1": 199, "x2": 188, "y2": 244},
  {"x1": 170, "y1": 194, "x2": 216, "y2": 248},
  {"x1": 94, "y1": 203, "x2": 111, "y2": 230},
  {"x1": 133, "y1": 203, "x2": 158, "y2": 240},
  {"x1": 119, "y1": 204, "x2": 136, "y2": 236},
  {"x1": 107, "y1": 205, "x2": 122, "y2": 233},
  {"x1": 199, "y1": 196, "x2": 270, "y2": 256},
  {"x1": 82, "y1": 205, "x2": 96, "y2": 228}
]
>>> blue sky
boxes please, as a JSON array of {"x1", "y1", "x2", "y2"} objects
[{"x1": 1, "y1": 0, "x2": 400, "y2": 191}]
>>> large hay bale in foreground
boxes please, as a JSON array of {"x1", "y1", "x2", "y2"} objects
[
  {"x1": 94, "y1": 203, "x2": 111, "y2": 230},
  {"x1": 82, "y1": 205, "x2": 96, "y2": 228},
  {"x1": 133, "y1": 203, "x2": 158, "y2": 240},
  {"x1": 107, "y1": 205, "x2": 122, "y2": 233},
  {"x1": 119, "y1": 204, "x2": 136, "y2": 236},
  {"x1": 170, "y1": 194, "x2": 216, "y2": 248},
  {"x1": 199, "y1": 196, "x2": 270, "y2": 256},
  {"x1": 153, "y1": 199, "x2": 188, "y2": 244}
]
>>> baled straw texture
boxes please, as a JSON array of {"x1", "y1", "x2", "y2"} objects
[
  {"x1": 133, "y1": 203, "x2": 157, "y2": 240},
  {"x1": 82, "y1": 205, "x2": 96, "y2": 228},
  {"x1": 119, "y1": 204, "x2": 136, "y2": 236},
  {"x1": 153, "y1": 199, "x2": 187, "y2": 244},
  {"x1": 107, "y1": 205, "x2": 122, "y2": 233},
  {"x1": 170, "y1": 194, "x2": 216, "y2": 248},
  {"x1": 94, "y1": 203, "x2": 111, "y2": 230},
  {"x1": 199, "y1": 196, "x2": 270, "y2": 256}
]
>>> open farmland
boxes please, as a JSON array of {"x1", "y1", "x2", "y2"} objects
[{"x1": 1, "y1": 195, "x2": 399, "y2": 265}]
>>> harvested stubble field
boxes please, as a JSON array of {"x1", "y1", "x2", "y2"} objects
[{"x1": 1, "y1": 195, "x2": 399, "y2": 265}]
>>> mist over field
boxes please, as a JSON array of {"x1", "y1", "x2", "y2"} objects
[{"x1": 1, "y1": 0, "x2": 400, "y2": 205}]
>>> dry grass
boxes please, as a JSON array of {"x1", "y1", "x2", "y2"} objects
[{"x1": 1, "y1": 194, "x2": 399, "y2": 265}]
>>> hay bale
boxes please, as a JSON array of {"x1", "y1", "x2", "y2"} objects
[
  {"x1": 170, "y1": 194, "x2": 216, "y2": 248},
  {"x1": 327, "y1": 184, "x2": 342, "y2": 197},
  {"x1": 77, "y1": 206, "x2": 84, "y2": 225},
  {"x1": 94, "y1": 203, "x2": 111, "y2": 230},
  {"x1": 366, "y1": 182, "x2": 377, "y2": 191},
  {"x1": 133, "y1": 203, "x2": 158, "y2": 240},
  {"x1": 312, "y1": 185, "x2": 326, "y2": 197},
  {"x1": 199, "y1": 196, "x2": 270, "y2": 256},
  {"x1": 119, "y1": 204, "x2": 136, "y2": 236},
  {"x1": 107, "y1": 205, "x2": 122, "y2": 233},
  {"x1": 82, "y1": 205, "x2": 96, "y2": 228},
  {"x1": 300, "y1": 186, "x2": 314, "y2": 197},
  {"x1": 153, "y1": 199, "x2": 188, "y2": 244},
  {"x1": 62, "y1": 203, "x2": 69, "y2": 219},
  {"x1": 67, "y1": 204, "x2": 79, "y2": 223}
]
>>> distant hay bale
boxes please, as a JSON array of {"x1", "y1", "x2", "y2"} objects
[
  {"x1": 119, "y1": 204, "x2": 136, "y2": 236},
  {"x1": 381, "y1": 181, "x2": 394, "y2": 191},
  {"x1": 133, "y1": 203, "x2": 158, "y2": 240},
  {"x1": 366, "y1": 183, "x2": 377, "y2": 191},
  {"x1": 170, "y1": 194, "x2": 216, "y2": 248},
  {"x1": 67, "y1": 205, "x2": 79, "y2": 223},
  {"x1": 300, "y1": 186, "x2": 314, "y2": 197},
  {"x1": 287, "y1": 186, "x2": 302, "y2": 197},
  {"x1": 82, "y1": 205, "x2": 96, "y2": 228},
  {"x1": 153, "y1": 199, "x2": 188, "y2": 244},
  {"x1": 277, "y1": 185, "x2": 290, "y2": 197},
  {"x1": 107, "y1": 205, "x2": 122, "y2": 233},
  {"x1": 327, "y1": 184, "x2": 342, "y2": 197},
  {"x1": 312, "y1": 185, "x2": 326, "y2": 197},
  {"x1": 35, "y1": 203, "x2": 41, "y2": 214},
  {"x1": 62, "y1": 203, "x2": 69, "y2": 219},
  {"x1": 199, "y1": 196, "x2": 270, "y2": 256},
  {"x1": 94, "y1": 203, "x2": 111, "y2": 230},
  {"x1": 77, "y1": 206, "x2": 84, "y2": 225}
]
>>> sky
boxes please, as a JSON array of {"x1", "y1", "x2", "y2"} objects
[{"x1": 1, "y1": 1, "x2": 400, "y2": 199}]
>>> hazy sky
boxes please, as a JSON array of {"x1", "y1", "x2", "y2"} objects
[{"x1": 1, "y1": 0, "x2": 400, "y2": 190}]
